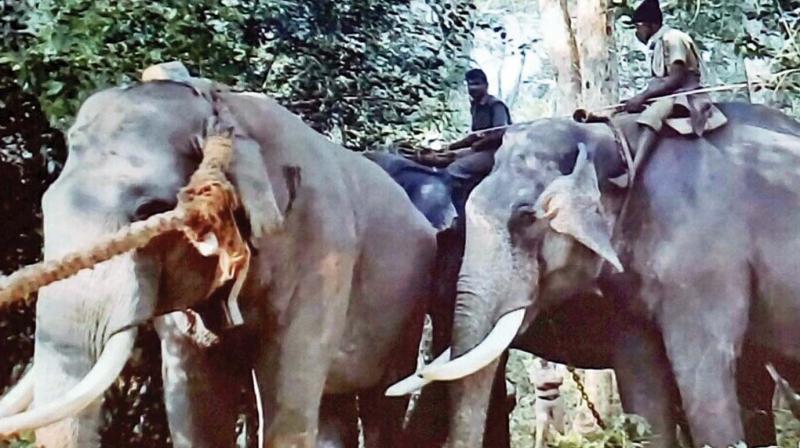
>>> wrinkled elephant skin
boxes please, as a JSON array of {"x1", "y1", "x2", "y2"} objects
[
  {"x1": 430, "y1": 102, "x2": 800, "y2": 448},
  {"x1": 9, "y1": 81, "x2": 436, "y2": 447}
]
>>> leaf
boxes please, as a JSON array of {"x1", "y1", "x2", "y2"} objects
[{"x1": 44, "y1": 80, "x2": 64, "y2": 96}]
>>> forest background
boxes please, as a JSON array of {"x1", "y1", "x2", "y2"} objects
[{"x1": 1, "y1": 0, "x2": 798, "y2": 446}]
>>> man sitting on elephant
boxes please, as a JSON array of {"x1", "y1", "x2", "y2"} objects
[
  {"x1": 443, "y1": 68, "x2": 511, "y2": 179},
  {"x1": 437, "y1": 68, "x2": 512, "y2": 215},
  {"x1": 623, "y1": 0, "x2": 726, "y2": 174}
]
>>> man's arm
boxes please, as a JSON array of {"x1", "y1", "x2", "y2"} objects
[
  {"x1": 471, "y1": 102, "x2": 510, "y2": 151},
  {"x1": 446, "y1": 133, "x2": 479, "y2": 151},
  {"x1": 625, "y1": 62, "x2": 688, "y2": 112},
  {"x1": 626, "y1": 31, "x2": 694, "y2": 112}
]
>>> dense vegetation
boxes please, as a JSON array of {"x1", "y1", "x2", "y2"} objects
[
  {"x1": 1, "y1": 0, "x2": 799, "y2": 446},
  {"x1": 0, "y1": 0, "x2": 472, "y2": 445}
]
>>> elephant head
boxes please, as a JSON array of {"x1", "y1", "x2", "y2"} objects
[
  {"x1": 0, "y1": 78, "x2": 283, "y2": 446},
  {"x1": 409, "y1": 119, "x2": 623, "y2": 445}
]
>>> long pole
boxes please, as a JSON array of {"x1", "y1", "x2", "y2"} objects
[{"x1": 464, "y1": 68, "x2": 800, "y2": 137}]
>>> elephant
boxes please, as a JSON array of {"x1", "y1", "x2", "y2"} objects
[
  {"x1": 0, "y1": 77, "x2": 437, "y2": 447},
  {"x1": 363, "y1": 151, "x2": 456, "y2": 231},
  {"x1": 369, "y1": 151, "x2": 679, "y2": 447},
  {"x1": 368, "y1": 150, "x2": 772, "y2": 447},
  {"x1": 397, "y1": 101, "x2": 800, "y2": 447}
]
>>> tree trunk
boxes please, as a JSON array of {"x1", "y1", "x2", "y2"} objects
[
  {"x1": 575, "y1": 0, "x2": 619, "y2": 110},
  {"x1": 573, "y1": 0, "x2": 620, "y2": 420},
  {"x1": 539, "y1": 0, "x2": 582, "y2": 115},
  {"x1": 539, "y1": 0, "x2": 621, "y2": 422},
  {"x1": 582, "y1": 368, "x2": 617, "y2": 422}
]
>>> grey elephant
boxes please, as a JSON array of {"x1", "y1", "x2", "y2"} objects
[
  {"x1": 394, "y1": 102, "x2": 800, "y2": 447},
  {"x1": 371, "y1": 151, "x2": 759, "y2": 448},
  {"x1": 0, "y1": 78, "x2": 436, "y2": 447}
]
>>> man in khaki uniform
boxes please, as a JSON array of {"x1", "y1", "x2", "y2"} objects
[{"x1": 624, "y1": 0, "x2": 726, "y2": 174}]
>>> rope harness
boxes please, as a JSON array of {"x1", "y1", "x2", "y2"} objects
[{"x1": 0, "y1": 133, "x2": 250, "y2": 321}]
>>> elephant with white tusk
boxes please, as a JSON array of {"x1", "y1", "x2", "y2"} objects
[
  {"x1": 387, "y1": 101, "x2": 800, "y2": 448},
  {"x1": 0, "y1": 71, "x2": 437, "y2": 448},
  {"x1": 390, "y1": 103, "x2": 800, "y2": 447}
]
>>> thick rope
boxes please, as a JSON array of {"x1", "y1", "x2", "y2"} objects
[
  {"x1": 0, "y1": 212, "x2": 183, "y2": 305},
  {"x1": 0, "y1": 133, "x2": 247, "y2": 308},
  {"x1": 177, "y1": 133, "x2": 250, "y2": 294}
]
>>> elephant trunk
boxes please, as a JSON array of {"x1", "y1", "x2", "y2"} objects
[
  {"x1": 15, "y1": 240, "x2": 158, "y2": 447},
  {"x1": 421, "y1": 204, "x2": 529, "y2": 382},
  {"x1": 426, "y1": 197, "x2": 534, "y2": 447},
  {"x1": 0, "y1": 328, "x2": 136, "y2": 437},
  {"x1": 442, "y1": 282, "x2": 505, "y2": 447},
  {"x1": 0, "y1": 370, "x2": 34, "y2": 418}
]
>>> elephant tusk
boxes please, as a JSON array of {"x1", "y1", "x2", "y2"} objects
[
  {"x1": 766, "y1": 363, "x2": 800, "y2": 420},
  {"x1": 384, "y1": 348, "x2": 452, "y2": 397},
  {"x1": 420, "y1": 309, "x2": 525, "y2": 381},
  {"x1": 0, "y1": 369, "x2": 34, "y2": 418},
  {"x1": 0, "y1": 329, "x2": 136, "y2": 436}
]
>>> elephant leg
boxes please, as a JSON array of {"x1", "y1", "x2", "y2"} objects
[
  {"x1": 612, "y1": 319, "x2": 679, "y2": 448},
  {"x1": 155, "y1": 312, "x2": 247, "y2": 448},
  {"x1": 359, "y1": 386, "x2": 410, "y2": 447},
  {"x1": 403, "y1": 297, "x2": 449, "y2": 447},
  {"x1": 360, "y1": 313, "x2": 423, "y2": 448},
  {"x1": 317, "y1": 394, "x2": 358, "y2": 448},
  {"x1": 404, "y1": 381, "x2": 449, "y2": 447},
  {"x1": 659, "y1": 289, "x2": 748, "y2": 447},
  {"x1": 253, "y1": 270, "x2": 353, "y2": 447},
  {"x1": 447, "y1": 358, "x2": 502, "y2": 448},
  {"x1": 737, "y1": 350, "x2": 776, "y2": 447},
  {"x1": 402, "y1": 230, "x2": 460, "y2": 448},
  {"x1": 483, "y1": 351, "x2": 511, "y2": 448}
]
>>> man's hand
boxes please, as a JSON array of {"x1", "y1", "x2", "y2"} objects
[
  {"x1": 450, "y1": 147, "x2": 472, "y2": 159},
  {"x1": 624, "y1": 94, "x2": 648, "y2": 113}
]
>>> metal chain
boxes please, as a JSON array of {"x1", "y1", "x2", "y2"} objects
[{"x1": 567, "y1": 365, "x2": 606, "y2": 430}]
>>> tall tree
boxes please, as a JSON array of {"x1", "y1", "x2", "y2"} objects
[
  {"x1": 573, "y1": 0, "x2": 620, "y2": 423},
  {"x1": 538, "y1": 0, "x2": 582, "y2": 114},
  {"x1": 576, "y1": 0, "x2": 619, "y2": 110}
]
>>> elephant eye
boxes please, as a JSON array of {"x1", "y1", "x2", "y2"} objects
[
  {"x1": 509, "y1": 201, "x2": 537, "y2": 228},
  {"x1": 133, "y1": 197, "x2": 176, "y2": 221}
]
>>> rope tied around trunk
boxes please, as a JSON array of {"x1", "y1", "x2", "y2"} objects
[{"x1": 0, "y1": 132, "x2": 249, "y2": 310}]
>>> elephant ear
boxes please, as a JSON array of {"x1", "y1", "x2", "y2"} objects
[
  {"x1": 140, "y1": 62, "x2": 285, "y2": 243},
  {"x1": 534, "y1": 143, "x2": 623, "y2": 272},
  {"x1": 208, "y1": 97, "x2": 285, "y2": 245}
]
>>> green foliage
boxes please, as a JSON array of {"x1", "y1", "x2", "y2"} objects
[
  {"x1": 672, "y1": 0, "x2": 800, "y2": 75},
  {"x1": 614, "y1": 0, "x2": 800, "y2": 114},
  {"x1": 0, "y1": 1, "x2": 473, "y2": 446},
  {"x1": 547, "y1": 414, "x2": 652, "y2": 448},
  {"x1": 1, "y1": 0, "x2": 474, "y2": 148},
  {"x1": 776, "y1": 408, "x2": 800, "y2": 447},
  {"x1": 1, "y1": 0, "x2": 261, "y2": 129},
  {"x1": 251, "y1": 0, "x2": 475, "y2": 147},
  {"x1": 0, "y1": 430, "x2": 36, "y2": 448}
]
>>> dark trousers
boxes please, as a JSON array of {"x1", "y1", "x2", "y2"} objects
[
  {"x1": 446, "y1": 149, "x2": 496, "y2": 180},
  {"x1": 446, "y1": 149, "x2": 496, "y2": 219}
]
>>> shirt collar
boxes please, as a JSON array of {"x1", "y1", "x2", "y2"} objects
[
  {"x1": 647, "y1": 24, "x2": 672, "y2": 49},
  {"x1": 471, "y1": 94, "x2": 491, "y2": 106}
]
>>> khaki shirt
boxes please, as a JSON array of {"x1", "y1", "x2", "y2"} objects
[{"x1": 648, "y1": 26, "x2": 701, "y2": 78}]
